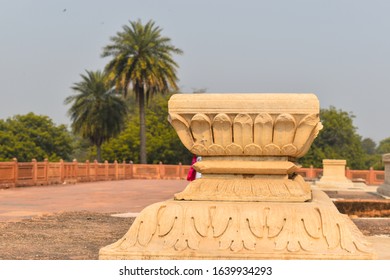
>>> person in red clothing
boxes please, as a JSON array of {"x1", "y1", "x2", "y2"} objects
[{"x1": 186, "y1": 155, "x2": 197, "y2": 181}]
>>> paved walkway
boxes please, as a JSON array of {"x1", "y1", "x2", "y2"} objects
[
  {"x1": 1, "y1": 180, "x2": 386, "y2": 221},
  {"x1": 0, "y1": 179, "x2": 187, "y2": 221}
]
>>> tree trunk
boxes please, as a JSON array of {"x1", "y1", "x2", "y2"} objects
[
  {"x1": 96, "y1": 145, "x2": 102, "y2": 163},
  {"x1": 138, "y1": 87, "x2": 147, "y2": 164}
]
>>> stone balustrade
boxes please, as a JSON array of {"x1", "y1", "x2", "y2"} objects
[{"x1": 0, "y1": 160, "x2": 385, "y2": 189}]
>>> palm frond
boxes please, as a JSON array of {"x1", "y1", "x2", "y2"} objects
[
  {"x1": 101, "y1": 19, "x2": 182, "y2": 101},
  {"x1": 65, "y1": 70, "x2": 128, "y2": 154}
]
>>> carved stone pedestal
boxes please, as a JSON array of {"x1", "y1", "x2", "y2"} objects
[
  {"x1": 99, "y1": 190, "x2": 374, "y2": 259},
  {"x1": 377, "y1": 154, "x2": 390, "y2": 197},
  {"x1": 316, "y1": 159, "x2": 354, "y2": 189},
  {"x1": 99, "y1": 93, "x2": 375, "y2": 259}
]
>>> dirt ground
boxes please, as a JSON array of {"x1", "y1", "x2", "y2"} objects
[
  {"x1": 0, "y1": 211, "x2": 388, "y2": 260},
  {"x1": 0, "y1": 211, "x2": 134, "y2": 260}
]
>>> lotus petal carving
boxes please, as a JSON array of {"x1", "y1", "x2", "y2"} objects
[{"x1": 169, "y1": 111, "x2": 322, "y2": 158}]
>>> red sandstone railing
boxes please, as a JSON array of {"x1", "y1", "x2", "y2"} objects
[
  {"x1": 0, "y1": 159, "x2": 384, "y2": 188},
  {"x1": 0, "y1": 159, "x2": 191, "y2": 189},
  {"x1": 297, "y1": 166, "x2": 384, "y2": 186}
]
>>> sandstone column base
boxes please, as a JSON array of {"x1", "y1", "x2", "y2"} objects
[
  {"x1": 377, "y1": 184, "x2": 390, "y2": 197},
  {"x1": 317, "y1": 159, "x2": 354, "y2": 189},
  {"x1": 99, "y1": 190, "x2": 375, "y2": 260}
]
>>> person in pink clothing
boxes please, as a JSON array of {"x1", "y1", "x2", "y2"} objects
[{"x1": 186, "y1": 155, "x2": 202, "y2": 181}]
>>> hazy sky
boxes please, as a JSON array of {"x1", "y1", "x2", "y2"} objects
[{"x1": 1, "y1": 0, "x2": 389, "y2": 143}]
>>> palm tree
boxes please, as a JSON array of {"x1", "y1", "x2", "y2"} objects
[
  {"x1": 101, "y1": 19, "x2": 183, "y2": 164},
  {"x1": 64, "y1": 70, "x2": 128, "y2": 162}
]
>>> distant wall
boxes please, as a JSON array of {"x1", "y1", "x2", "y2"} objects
[
  {"x1": 297, "y1": 165, "x2": 384, "y2": 186},
  {"x1": 0, "y1": 159, "x2": 191, "y2": 189},
  {"x1": 0, "y1": 159, "x2": 384, "y2": 189}
]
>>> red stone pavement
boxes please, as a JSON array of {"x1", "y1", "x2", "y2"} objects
[{"x1": 0, "y1": 179, "x2": 187, "y2": 221}]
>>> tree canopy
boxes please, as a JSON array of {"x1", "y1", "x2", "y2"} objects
[
  {"x1": 377, "y1": 137, "x2": 390, "y2": 155},
  {"x1": 64, "y1": 70, "x2": 128, "y2": 162},
  {"x1": 362, "y1": 138, "x2": 377, "y2": 155},
  {"x1": 300, "y1": 106, "x2": 366, "y2": 169},
  {"x1": 0, "y1": 113, "x2": 73, "y2": 162},
  {"x1": 100, "y1": 94, "x2": 191, "y2": 164},
  {"x1": 101, "y1": 19, "x2": 183, "y2": 163}
]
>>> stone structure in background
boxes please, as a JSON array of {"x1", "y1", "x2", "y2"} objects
[
  {"x1": 377, "y1": 154, "x2": 390, "y2": 197},
  {"x1": 99, "y1": 93, "x2": 374, "y2": 259},
  {"x1": 316, "y1": 159, "x2": 354, "y2": 188}
]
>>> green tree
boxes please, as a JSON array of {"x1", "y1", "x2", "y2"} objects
[
  {"x1": 365, "y1": 137, "x2": 390, "y2": 170},
  {"x1": 377, "y1": 137, "x2": 390, "y2": 155},
  {"x1": 101, "y1": 94, "x2": 191, "y2": 164},
  {"x1": 64, "y1": 70, "x2": 128, "y2": 162},
  {"x1": 361, "y1": 138, "x2": 377, "y2": 155},
  {"x1": 300, "y1": 106, "x2": 366, "y2": 169},
  {"x1": 69, "y1": 134, "x2": 95, "y2": 162},
  {"x1": 0, "y1": 113, "x2": 72, "y2": 161},
  {"x1": 102, "y1": 19, "x2": 183, "y2": 163},
  {"x1": 360, "y1": 138, "x2": 382, "y2": 169}
]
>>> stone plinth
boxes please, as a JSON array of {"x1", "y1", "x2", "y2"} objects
[
  {"x1": 316, "y1": 159, "x2": 354, "y2": 188},
  {"x1": 377, "y1": 154, "x2": 390, "y2": 197},
  {"x1": 99, "y1": 93, "x2": 374, "y2": 260},
  {"x1": 99, "y1": 190, "x2": 374, "y2": 260}
]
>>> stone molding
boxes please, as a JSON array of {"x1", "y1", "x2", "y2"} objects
[
  {"x1": 174, "y1": 174, "x2": 311, "y2": 202},
  {"x1": 168, "y1": 94, "x2": 323, "y2": 158}
]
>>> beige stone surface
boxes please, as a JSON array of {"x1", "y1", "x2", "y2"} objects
[
  {"x1": 367, "y1": 235, "x2": 390, "y2": 259},
  {"x1": 99, "y1": 190, "x2": 374, "y2": 260},
  {"x1": 174, "y1": 175, "x2": 311, "y2": 202},
  {"x1": 193, "y1": 157, "x2": 298, "y2": 175},
  {"x1": 377, "y1": 154, "x2": 390, "y2": 196},
  {"x1": 168, "y1": 94, "x2": 323, "y2": 157},
  {"x1": 317, "y1": 159, "x2": 354, "y2": 188},
  {"x1": 168, "y1": 94, "x2": 322, "y2": 202},
  {"x1": 175, "y1": 155, "x2": 311, "y2": 202},
  {"x1": 100, "y1": 93, "x2": 375, "y2": 260}
]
